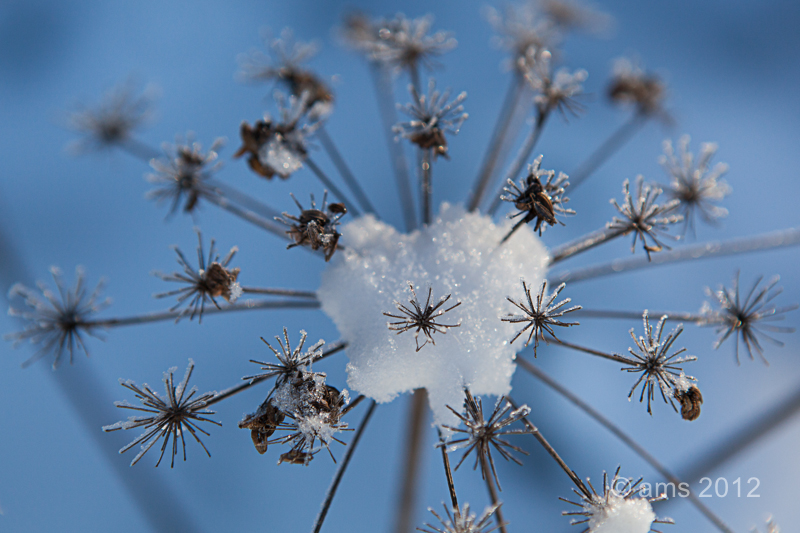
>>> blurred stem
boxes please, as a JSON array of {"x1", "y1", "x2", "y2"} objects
[
  {"x1": 206, "y1": 178, "x2": 282, "y2": 220},
  {"x1": 240, "y1": 287, "x2": 317, "y2": 298},
  {"x1": 305, "y1": 157, "x2": 361, "y2": 216},
  {"x1": 547, "y1": 335, "x2": 632, "y2": 364},
  {"x1": 370, "y1": 64, "x2": 416, "y2": 231},
  {"x1": 568, "y1": 112, "x2": 647, "y2": 191},
  {"x1": 203, "y1": 192, "x2": 288, "y2": 240},
  {"x1": 517, "y1": 358, "x2": 735, "y2": 533},
  {"x1": 507, "y1": 397, "x2": 592, "y2": 499},
  {"x1": 479, "y1": 457, "x2": 507, "y2": 533},
  {"x1": 468, "y1": 72, "x2": 525, "y2": 212},
  {"x1": 206, "y1": 341, "x2": 347, "y2": 407},
  {"x1": 549, "y1": 227, "x2": 800, "y2": 284},
  {"x1": 119, "y1": 137, "x2": 161, "y2": 161},
  {"x1": 487, "y1": 109, "x2": 550, "y2": 217},
  {"x1": 548, "y1": 227, "x2": 628, "y2": 265},
  {"x1": 393, "y1": 389, "x2": 429, "y2": 533},
  {"x1": 421, "y1": 148, "x2": 432, "y2": 225},
  {"x1": 572, "y1": 309, "x2": 708, "y2": 322},
  {"x1": 317, "y1": 126, "x2": 378, "y2": 216}
]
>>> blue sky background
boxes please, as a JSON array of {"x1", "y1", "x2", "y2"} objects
[{"x1": 1, "y1": 0, "x2": 799, "y2": 531}]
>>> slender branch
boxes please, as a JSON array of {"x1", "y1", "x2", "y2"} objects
[
  {"x1": 548, "y1": 227, "x2": 628, "y2": 265},
  {"x1": 240, "y1": 286, "x2": 317, "y2": 299},
  {"x1": 439, "y1": 441, "x2": 459, "y2": 511},
  {"x1": 84, "y1": 298, "x2": 321, "y2": 328},
  {"x1": 206, "y1": 178, "x2": 282, "y2": 220},
  {"x1": 480, "y1": 456, "x2": 508, "y2": 533},
  {"x1": 370, "y1": 64, "x2": 416, "y2": 231},
  {"x1": 550, "y1": 227, "x2": 800, "y2": 284},
  {"x1": 119, "y1": 137, "x2": 161, "y2": 161},
  {"x1": 420, "y1": 148, "x2": 432, "y2": 226},
  {"x1": 507, "y1": 396, "x2": 592, "y2": 499},
  {"x1": 678, "y1": 383, "x2": 800, "y2": 485},
  {"x1": 547, "y1": 336, "x2": 632, "y2": 364},
  {"x1": 568, "y1": 112, "x2": 647, "y2": 191},
  {"x1": 202, "y1": 192, "x2": 289, "y2": 240},
  {"x1": 516, "y1": 358, "x2": 735, "y2": 533},
  {"x1": 393, "y1": 388, "x2": 429, "y2": 533},
  {"x1": 206, "y1": 341, "x2": 348, "y2": 407},
  {"x1": 341, "y1": 394, "x2": 366, "y2": 417},
  {"x1": 317, "y1": 126, "x2": 378, "y2": 216},
  {"x1": 572, "y1": 309, "x2": 708, "y2": 322},
  {"x1": 467, "y1": 73, "x2": 525, "y2": 211},
  {"x1": 311, "y1": 400, "x2": 378, "y2": 533},
  {"x1": 408, "y1": 63, "x2": 421, "y2": 96},
  {"x1": 487, "y1": 110, "x2": 550, "y2": 216},
  {"x1": 305, "y1": 158, "x2": 361, "y2": 216}
]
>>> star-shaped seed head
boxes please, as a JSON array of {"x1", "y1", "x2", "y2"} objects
[{"x1": 384, "y1": 282, "x2": 462, "y2": 351}]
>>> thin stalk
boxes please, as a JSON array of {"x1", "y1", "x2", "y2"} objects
[
  {"x1": 240, "y1": 286, "x2": 317, "y2": 299},
  {"x1": 517, "y1": 358, "x2": 735, "y2": 533},
  {"x1": 548, "y1": 227, "x2": 628, "y2": 265},
  {"x1": 206, "y1": 178, "x2": 282, "y2": 220},
  {"x1": 370, "y1": 64, "x2": 416, "y2": 231},
  {"x1": 341, "y1": 394, "x2": 366, "y2": 417},
  {"x1": 420, "y1": 148, "x2": 432, "y2": 225},
  {"x1": 479, "y1": 456, "x2": 508, "y2": 533},
  {"x1": 84, "y1": 299, "x2": 321, "y2": 329},
  {"x1": 507, "y1": 397, "x2": 592, "y2": 499},
  {"x1": 393, "y1": 388, "x2": 429, "y2": 533},
  {"x1": 207, "y1": 341, "x2": 348, "y2": 407},
  {"x1": 468, "y1": 73, "x2": 525, "y2": 211},
  {"x1": 203, "y1": 192, "x2": 288, "y2": 240},
  {"x1": 569, "y1": 112, "x2": 647, "y2": 191},
  {"x1": 317, "y1": 126, "x2": 378, "y2": 216},
  {"x1": 487, "y1": 110, "x2": 550, "y2": 216},
  {"x1": 550, "y1": 227, "x2": 800, "y2": 285},
  {"x1": 305, "y1": 158, "x2": 361, "y2": 216},
  {"x1": 548, "y1": 336, "x2": 631, "y2": 364},
  {"x1": 439, "y1": 442, "x2": 459, "y2": 511},
  {"x1": 312, "y1": 400, "x2": 378, "y2": 533},
  {"x1": 409, "y1": 63, "x2": 422, "y2": 96},
  {"x1": 572, "y1": 309, "x2": 707, "y2": 322},
  {"x1": 678, "y1": 383, "x2": 800, "y2": 486},
  {"x1": 120, "y1": 137, "x2": 161, "y2": 161}
]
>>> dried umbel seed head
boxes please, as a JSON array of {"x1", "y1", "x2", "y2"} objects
[
  {"x1": 674, "y1": 385, "x2": 703, "y2": 421},
  {"x1": 383, "y1": 282, "x2": 462, "y2": 352},
  {"x1": 278, "y1": 449, "x2": 313, "y2": 465},
  {"x1": 202, "y1": 262, "x2": 241, "y2": 302},
  {"x1": 239, "y1": 399, "x2": 286, "y2": 454},
  {"x1": 234, "y1": 118, "x2": 304, "y2": 179},
  {"x1": 607, "y1": 57, "x2": 666, "y2": 116},
  {"x1": 277, "y1": 192, "x2": 347, "y2": 261}
]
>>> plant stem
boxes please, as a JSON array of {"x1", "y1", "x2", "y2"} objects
[
  {"x1": 84, "y1": 299, "x2": 320, "y2": 329},
  {"x1": 420, "y1": 148, "x2": 432, "y2": 226},
  {"x1": 487, "y1": 110, "x2": 550, "y2": 217},
  {"x1": 572, "y1": 309, "x2": 708, "y2": 322},
  {"x1": 370, "y1": 64, "x2": 416, "y2": 231},
  {"x1": 305, "y1": 158, "x2": 361, "y2": 216},
  {"x1": 548, "y1": 227, "x2": 628, "y2": 265},
  {"x1": 120, "y1": 137, "x2": 161, "y2": 161},
  {"x1": 202, "y1": 192, "x2": 288, "y2": 240},
  {"x1": 206, "y1": 178, "x2": 282, "y2": 220},
  {"x1": 549, "y1": 227, "x2": 800, "y2": 284},
  {"x1": 393, "y1": 388, "x2": 429, "y2": 533},
  {"x1": 480, "y1": 456, "x2": 507, "y2": 533},
  {"x1": 311, "y1": 400, "x2": 378, "y2": 533},
  {"x1": 317, "y1": 125, "x2": 378, "y2": 216},
  {"x1": 516, "y1": 358, "x2": 735, "y2": 533},
  {"x1": 468, "y1": 73, "x2": 525, "y2": 212},
  {"x1": 240, "y1": 287, "x2": 317, "y2": 299},
  {"x1": 547, "y1": 336, "x2": 632, "y2": 364},
  {"x1": 439, "y1": 442, "x2": 459, "y2": 511},
  {"x1": 568, "y1": 112, "x2": 646, "y2": 191},
  {"x1": 507, "y1": 396, "x2": 592, "y2": 499},
  {"x1": 206, "y1": 341, "x2": 347, "y2": 407}
]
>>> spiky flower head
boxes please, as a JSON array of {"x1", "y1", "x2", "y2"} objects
[
  {"x1": 368, "y1": 13, "x2": 457, "y2": 73},
  {"x1": 501, "y1": 280, "x2": 581, "y2": 356},
  {"x1": 146, "y1": 134, "x2": 224, "y2": 215},
  {"x1": 501, "y1": 154, "x2": 574, "y2": 237},
  {"x1": 523, "y1": 50, "x2": 587, "y2": 117},
  {"x1": 608, "y1": 176, "x2": 682, "y2": 260},
  {"x1": 658, "y1": 135, "x2": 731, "y2": 233},
  {"x1": 394, "y1": 78, "x2": 468, "y2": 160},
  {"x1": 6, "y1": 266, "x2": 110, "y2": 369},
  {"x1": 66, "y1": 79, "x2": 158, "y2": 153},
  {"x1": 618, "y1": 311, "x2": 699, "y2": 418},
  {"x1": 485, "y1": 3, "x2": 558, "y2": 71},
  {"x1": 103, "y1": 359, "x2": 220, "y2": 467},
  {"x1": 243, "y1": 328, "x2": 325, "y2": 385},
  {"x1": 700, "y1": 273, "x2": 797, "y2": 365},
  {"x1": 539, "y1": 0, "x2": 613, "y2": 35},
  {"x1": 383, "y1": 282, "x2": 462, "y2": 352},
  {"x1": 561, "y1": 467, "x2": 673, "y2": 532},
  {"x1": 153, "y1": 228, "x2": 241, "y2": 322},
  {"x1": 608, "y1": 57, "x2": 666, "y2": 117},
  {"x1": 442, "y1": 391, "x2": 532, "y2": 490},
  {"x1": 419, "y1": 503, "x2": 503, "y2": 533},
  {"x1": 277, "y1": 192, "x2": 347, "y2": 261}
]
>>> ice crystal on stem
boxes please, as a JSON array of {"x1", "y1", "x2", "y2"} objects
[
  {"x1": 419, "y1": 503, "x2": 503, "y2": 533},
  {"x1": 659, "y1": 135, "x2": 730, "y2": 233},
  {"x1": 153, "y1": 229, "x2": 241, "y2": 322},
  {"x1": 146, "y1": 135, "x2": 224, "y2": 215},
  {"x1": 277, "y1": 192, "x2": 347, "y2": 261},
  {"x1": 608, "y1": 176, "x2": 682, "y2": 260},
  {"x1": 502, "y1": 280, "x2": 580, "y2": 355},
  {"x1": 561, "y1": 467, "x2": 672, "y2": 533},
  {"x1": 700, "y1": 273, "x2": 798, "y2": 364},
  {"x1": 103, "y1": 359, "x2": 220, "y2": 467},
  {"x1": 6, "y1": 266, "x2": 110, "y2": 369}
]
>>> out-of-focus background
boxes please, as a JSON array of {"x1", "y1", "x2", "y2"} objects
[{"x1": 1, "y1": 0, "x2": 799, "y2": 531}]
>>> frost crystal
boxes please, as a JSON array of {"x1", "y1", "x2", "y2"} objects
[{"x1": 318, "y1": 204, "x2": 549, "y2": 426}]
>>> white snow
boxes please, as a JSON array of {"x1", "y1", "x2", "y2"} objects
[
  {"x1": 585, "y1": 492, "x2": 656, "y2": 533},
  {"x1": 317, "y1": 203, "x2": 549, "y2": 427}
]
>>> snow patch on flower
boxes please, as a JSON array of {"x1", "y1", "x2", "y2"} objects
[{"x1": 585, "y1": 492, "x2": 656, "y2": 533}]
